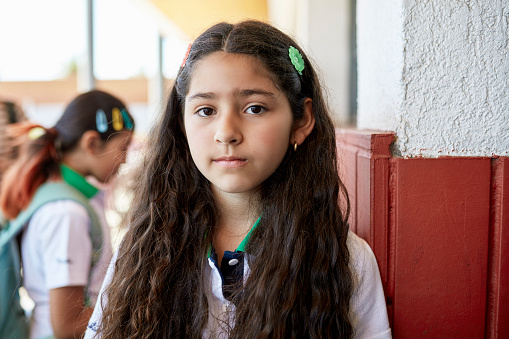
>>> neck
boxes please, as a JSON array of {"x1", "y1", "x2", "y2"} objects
[
  {"x1": 212, "y1": 188, "x2": 260, "y2": 255},
  {"x1": 214, "y1": 189, "x2": 260, "y2": 233},
  {"x1": 61, "y1": 151, "x2": 89, "y2": 178}
]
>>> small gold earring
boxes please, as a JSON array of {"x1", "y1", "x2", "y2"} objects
[{"x1": 294, "y1": 142, "x2": 298, "y2": 151}]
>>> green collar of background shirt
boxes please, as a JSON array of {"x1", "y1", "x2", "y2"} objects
[{"x1": 60, "y1": 164, "x2": 98, "y2": 199}]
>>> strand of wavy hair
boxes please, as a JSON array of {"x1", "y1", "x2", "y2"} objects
[{"x1": 98, "y1": 88, "x2": 213, "y2": 338}]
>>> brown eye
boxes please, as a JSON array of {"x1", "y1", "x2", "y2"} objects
[
  {"x1": 197, "y1": 107, "x2": 214, "y2": 117},
  {"x1": 246, "y1": 105, "x2": 265, "y2": 115}
]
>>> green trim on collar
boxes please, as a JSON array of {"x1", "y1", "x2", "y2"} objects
[
  {"x1": 236, "y1": 215, "x2": 261, "y2": 252},
  {"x1": 60, "y1": 164, "x2": 98, "y2": 199},
  {"x1": 207, "y1": 215, "x2": 262, "y2": 258}
]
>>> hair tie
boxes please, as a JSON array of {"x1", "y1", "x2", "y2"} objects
[
  {"x1": 52, "y1": 138, "x2": 63, "y2": 160},
  {"x1": 27, "y1": 127, "x2": 46, "y2": 140},
  {"x1": 45, "y1": 127, "x2": 62, "y2": 160}
]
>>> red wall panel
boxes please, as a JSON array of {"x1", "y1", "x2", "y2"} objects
[
  {"x1": 486, "y1": 157, "x2": 509, "y2": 338},
  {"x1": 393, "y1": 158, "x2": 491, "y2": 338},
  {"x1": 337, "y1": 130, "x2": 507, "y2": 338},
  {"x1": 336, "y1": 129, "x2": 393, "y2": 288}
]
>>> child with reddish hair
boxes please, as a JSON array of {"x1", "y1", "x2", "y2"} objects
[{"x1": 0, "y1": 90, "x2": 134, "y2": 339}]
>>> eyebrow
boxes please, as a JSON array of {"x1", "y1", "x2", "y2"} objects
[
  {"x1": 187, "y1": 92, "x2": 215, "y2": 102},
  {"x1": 235, "y1": 89, "x2": 276, "y2": 99},
  {"x1": 187, "y1": 88, "x2": 276, "y2": 102}
]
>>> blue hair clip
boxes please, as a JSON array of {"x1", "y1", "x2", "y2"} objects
[{"x1": 96, "y1": 109, "x2": 108, "y2": 133}]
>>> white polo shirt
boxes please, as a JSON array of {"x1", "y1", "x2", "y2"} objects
[
  {"x1": 21, "y1": 166, "x2": 112, "y2": 339},
  {"x1": 85, "y1": 231, "x2": 391, "y2": 338}
]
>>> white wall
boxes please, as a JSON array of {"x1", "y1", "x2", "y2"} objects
[
  {"x1": 306, "y1": 0, "x2": 352, "y2": 125},
  {"x1": 356, "y1": 0, "x2": 404, "y2": 133},
  {"x1": 269, "y1": 0, "x2": 353, "y2": 125},
  {"x1": 357, "y1": 0, "x2": 509, "y2": 157}
]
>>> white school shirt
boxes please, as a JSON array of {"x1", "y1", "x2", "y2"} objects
[
  {"x1": 21, "y1": 190, "x2": 112, "y2": 339},
  {"x1": 85, "y1": 231, "x2": 391, "y2": 338}
]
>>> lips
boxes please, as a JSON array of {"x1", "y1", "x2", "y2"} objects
[{"x1": 213, "y1": 156, "x2": 248, "y2": 168}]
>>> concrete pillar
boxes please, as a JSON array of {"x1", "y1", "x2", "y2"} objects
[
  {"x1": 269, "y1": 0, "x2": 355, "y2": 125},
  {"x1": 357, "y1": 0, "x2": 509, "y2": 157},
  {"x1": 148, "y1": 34, "x2": 166, "y2": 119},
  {"x1": 77, "y1": 0, "x2": 96, "y2": 92}
]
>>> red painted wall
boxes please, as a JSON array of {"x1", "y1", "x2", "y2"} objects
[
  {"x1": 393, "y1": 158, "x2": 490, "y2": 337},
  {"x1": 487, "y1": 157, "x2": 509, "y2": 338},
  {"x1": 337, "y1": 129, "x2": 509, "y2": 338}
]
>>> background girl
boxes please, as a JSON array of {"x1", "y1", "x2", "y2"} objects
[
  {"x1": 0, "y1": 90, "x2": 135, "y2": 339},
  {"x1": 86, "y1": 21, "x2": 391, "y2": 338}
]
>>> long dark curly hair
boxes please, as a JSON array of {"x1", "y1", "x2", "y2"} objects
[{"x1": 98, "y1": 20, "x2": 353, "y2": 338}]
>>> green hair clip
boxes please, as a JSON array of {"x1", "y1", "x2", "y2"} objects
[{"x1": 288, "y1": 46, "x2": 304, "y2": 75}]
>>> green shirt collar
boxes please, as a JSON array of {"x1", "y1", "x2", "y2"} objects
[
  {"x1": 60, "y1": 164, "x2": 99, "y2": 199},
  {"x1": 207, "y1": 215, "x2": 262, "y2": 258},
  {"x1": 236, "y1": 215, "x2": 261, "y2": 252}
]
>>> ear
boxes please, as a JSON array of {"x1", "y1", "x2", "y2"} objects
[
  {"x1": 291, "y1": 98, "x2": 315, "y2": 147},
  {"x1": 80, "y1": 130, "x2": 104, "y2": 156}
]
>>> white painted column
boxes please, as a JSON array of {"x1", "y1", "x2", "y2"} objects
[
  {"x1": 307, "y1": 0, "x2": 354, "y2": 125},
  {"x1": 77, "y1": 0, "x2": 96, "y2": 92},
  {"x1": 357, "y1": 0, "x2": 509, "y2": 157},
  {"x1": 148, "y1": 34, "x2": 165, "y2": 118},
  {"x1": 269, "y1": 0, "x2": 355, "y2": 125}
]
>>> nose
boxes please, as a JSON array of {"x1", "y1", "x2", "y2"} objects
[{"x1": 214, "y1": 112, "x2": 242, "y2": 145}]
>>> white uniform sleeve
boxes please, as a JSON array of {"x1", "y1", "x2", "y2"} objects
[
  {"x1": 31, "y1": 201, "x2": 92, "y2": 289},
  {"x1": 348, "y1": 232, "x2": 392, "y2": 339},
  {"x1": 84, "y1": 249, "x2": 118, "y2": 339}
]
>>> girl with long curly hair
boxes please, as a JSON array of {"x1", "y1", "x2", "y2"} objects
[{"x1": 85, "y1": 20, "x2": 391, "y2": 338}]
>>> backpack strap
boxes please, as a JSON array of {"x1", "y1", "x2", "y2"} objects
[{"x1": 0, "y1": 238, "x2": 29, "y2": 339}]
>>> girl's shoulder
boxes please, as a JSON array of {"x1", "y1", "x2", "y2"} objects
[
  {"x1": 347, "y1": 231, "x2": 375, "y2": 265},
  {"x1": 33, "y1": 199, "x2": 89, "y2": 218},
  {"x1": 29, "y1": 200, "x2": 90, "y2": 234},
  {"x1": 347, "y1": 231, "x2": 392, "y2": 338},
  {"x1": 346, "y1": 230, "x2": 381, "y2": 288}
]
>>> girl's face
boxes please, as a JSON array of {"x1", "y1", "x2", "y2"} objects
[
  {"x1": 183, "y1": 52, "x2": 294, "y2": 198},
  {"x1": 91, "y1": 131, "x2": 132, "y2": 183}
]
